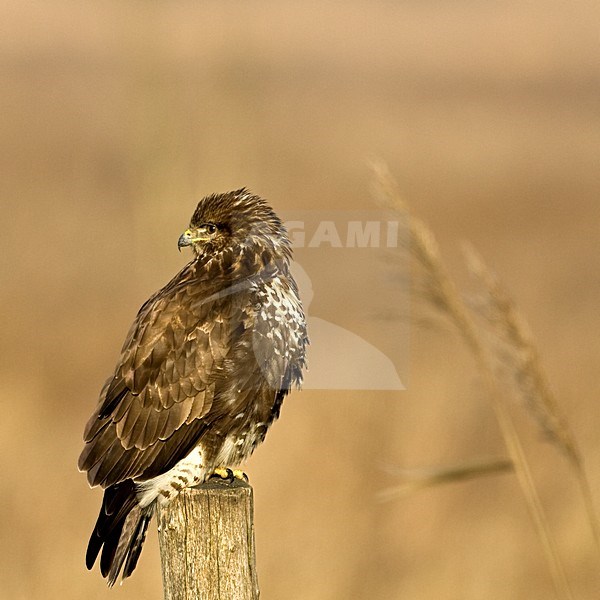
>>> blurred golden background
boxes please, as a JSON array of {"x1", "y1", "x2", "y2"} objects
[{"x1": 1, "y1": 2, "x2": 599, "y2": 598}]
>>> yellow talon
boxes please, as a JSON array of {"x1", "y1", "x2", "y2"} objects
[
  {"x1": 210, "y1": 467, "x2": 249, "y2": 482},
  {"x1": 232, "y1": 469, "x2": 249, "y2": 482},
  {"x1": 212, "y1": 467, "x2": 231, "y2": 479}
]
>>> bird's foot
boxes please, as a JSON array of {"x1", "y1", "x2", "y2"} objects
[{"x1": 209, "y1": 467, "x2": 249, "y2": 483}]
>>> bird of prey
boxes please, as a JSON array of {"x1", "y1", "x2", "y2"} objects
[{"x1": 79, "y1": 189, "x2": 308, "y2": 585}]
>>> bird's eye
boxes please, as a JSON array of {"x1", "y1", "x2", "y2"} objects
[{"x1": 204, "y1": 223, "x2": 217, "y2": 234}]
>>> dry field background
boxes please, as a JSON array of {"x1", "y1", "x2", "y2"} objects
[{"x1": 1, "y1": 2, "x2": 599, "y2": 598}]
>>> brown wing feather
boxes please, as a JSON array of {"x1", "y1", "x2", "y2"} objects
[{"x1": 79, "y1": 261, "x2": 251, "y2": 489}]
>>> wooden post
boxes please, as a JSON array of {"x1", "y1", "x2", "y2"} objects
[{"x1": 157, "y1": 478, "x2": 259, "y2": 600}]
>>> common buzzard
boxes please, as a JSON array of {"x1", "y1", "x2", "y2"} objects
[{"x1": 79, "y1": 189, "x2": 308, "y2": 585}]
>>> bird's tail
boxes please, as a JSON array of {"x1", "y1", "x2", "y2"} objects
[{"x1": 86, "y1": 480, "x2": 154, "y2": 586}]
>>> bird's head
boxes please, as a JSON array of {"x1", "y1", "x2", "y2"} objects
[{"x1": 178, "y1": 189, "x2": 291, "y2": 274}]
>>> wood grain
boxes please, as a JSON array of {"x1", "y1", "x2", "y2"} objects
[{"x1": 157, "y1": 479, "x2": 259, "y2": 600}]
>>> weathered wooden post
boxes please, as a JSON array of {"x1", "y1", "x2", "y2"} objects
[{"x1": 157, "y1": 478, "x2": 259, "y2": 600}]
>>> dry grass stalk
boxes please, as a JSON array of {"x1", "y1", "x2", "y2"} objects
[
  {"x1": 463, "y1": 242, "x2": 600, "y2": 550},
  {"x1": 377, "y1": 457, "x2": 513, "y2": 503},
  {"x1": 463, "y1": 243, "x2": 575, "y2": 458},
  {"x1": 372, "y1": 161, "x2": 574, "y2": 599}
]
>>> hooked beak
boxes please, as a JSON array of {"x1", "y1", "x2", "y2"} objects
[{"x1": 178, "y1": 230, "x2": 193, "y2": 252}]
